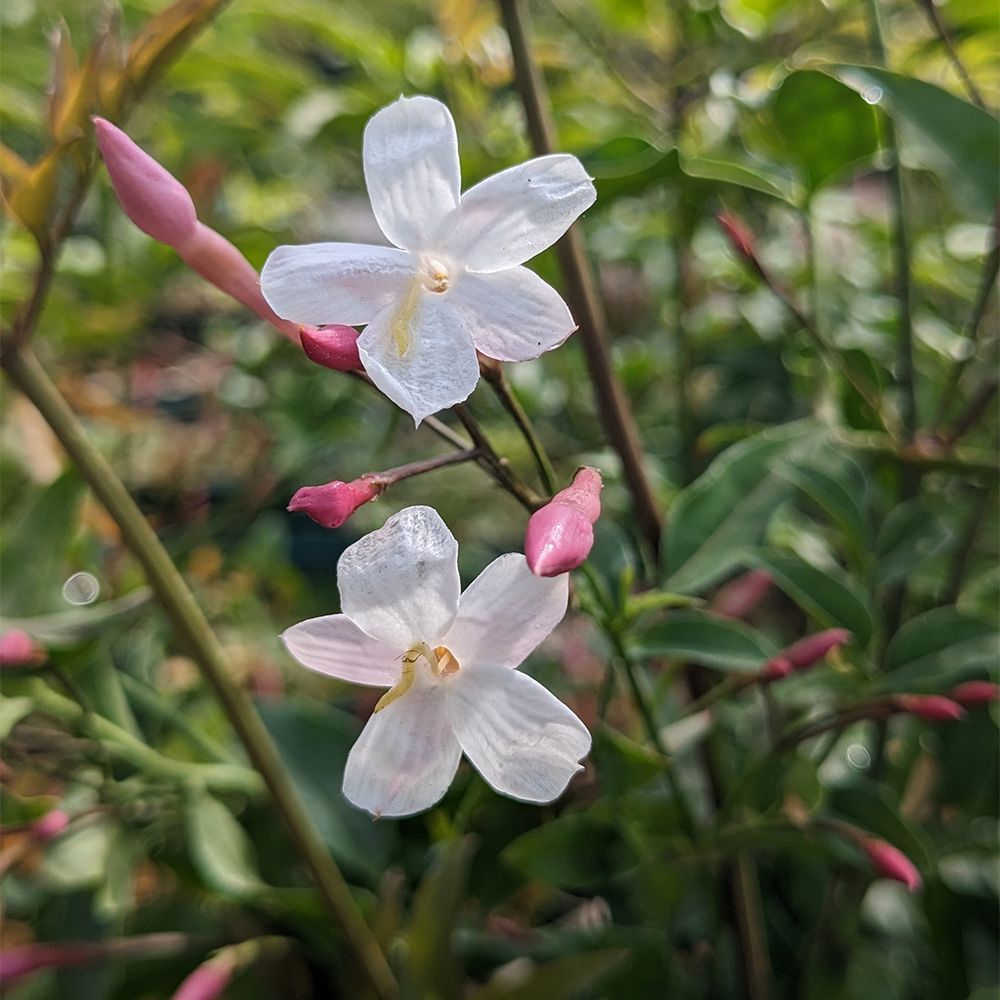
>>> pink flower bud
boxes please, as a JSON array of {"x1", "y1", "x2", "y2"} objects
[
  {"x1": 171, "y1": 957, "x2": 234, "y2": 1000},
  {"x1": 32, "y1": 810, "x2": 70, "y2": 842},
  {"x1": 0, "y1": 943, "x2": 91, "y2": 984},
  {"x1": 948, "y1": 680, "x2": 1000, "y2": 707},
  {"x1": 759, "y1": 656, "x2": 793, "y2": 682},
  {"x1": 299, "y1": 325, "x2": 362, "y2": 372},
  {"x1": 525, "y1": 468, "x2": 603, "y2": 577},
  {"x1": 895, "y1": 694, "x2": 966, "y2": 722},
  {"x1": 781, "y1": 629, "x2": 851, "y2": 672},
  {"x1": 717, "y1": 211, "x2": 757, "y2": 260},
  {"x1": 711, "y1": 570, "x2": 773, "y2": 620},
  {"x1": 287, "y1": 477, "x2": 382, "y2": 529},
  {"x1": 177, "y1": 223, "x2": 301, "y2": 342},
  {"x1": 93, "y1": 117, "x2": 198, "y2": 248},
  {"x1": 860, "y1": 837, "x2": 922, "y2": 891},
  {"x1": 0, "y1": 630, "x2": 45, "y2": 668}
]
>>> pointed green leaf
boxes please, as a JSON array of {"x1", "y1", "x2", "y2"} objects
[{"x1": 632, "y1": 611, "x2": 776, "y2": 671}]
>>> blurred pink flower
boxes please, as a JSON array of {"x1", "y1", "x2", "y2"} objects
[
  {"x1": 895, "y1": 694, "x2": 966, "y2": 722},
  {"x1": 171, "y1": 957, "x2": 233, "y2": 1000},
  {"x1": 0, "y1": 630, "x2": 45, "y2": 668},
  {"x1": 711, "y1": 570, "x2": 773, "y2": 620},
  {"x1": 948, "y1": 680, "x2": 999, "y2": 707},
  {"x1": 860, "y1": 837, "x2": 922, "y2": 891}
]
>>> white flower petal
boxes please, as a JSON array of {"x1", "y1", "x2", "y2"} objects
[
  {"x1": 446, "y1": 663, "x2": 590, "y2": 804},
  {"x1": 445, "y1": 554, "x2": 569, "y2": 669},
  {"x1": 441, "y1": 154, "x2": 596, "y2": 272},
  {"x1": 343, "y1": 677, "x2": 461, "y2": 817},
  {"x1": 338, "y1": 505, "x2": 461, "y2": 649},
  {"x1": 449, "y1": 267, "x2": 576, "y2": 362},
  {"x1": 364, "y1": 95, "x2": 461, "y2": 253},
  {"x1": 260, "y1": 243, "x2": 413, "y2": 326},
  {"x1": 358, "y1": 291, "x2": 480, "y2": 424},
  {"x1": 281, "y1": 614, "x2": 400, "y2": 687}
]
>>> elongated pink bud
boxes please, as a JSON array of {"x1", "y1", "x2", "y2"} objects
[
  {"x1": 0, "y1": 943, "x2": 98, "y2": 984},
  {"x1": 895, "y1": 694, "x2": 966, "y2": 722},
  {"x1": 712, "y1": 570, "x2": 773, "y2": 619},
  {"x1": 717, "y1": 211, "x2": 757, "y2": 261},
  {"x1": 860, "y1": 837, "x2": 921, "y2": 891},
  {"x1": 171, "y1": 957, "x2": 233, "y2": 1000},
  {"x1": 782, "y1": 628, "x2": 851, "y2": 671},
  {"x1": 759, "y1": 656, "x2": 793, "y2": 682},
  {"x1": 948, "y1": 680, "x2": 999, "y2": 707},
  {"x1": 93, "y1": 117, "x2": 198, "y2": 248},
  {"x1": 300, "y1": 325, "x2": 362, "y2": 372},
  {"x1": 287, "y1": 478, "x2": 382, "y2": 529},
  {"x1": 32, "y1": 810, "x2": 70, "y2": 842},
  {"x1": 0, "y1": 630, "x2": 45, "y2": 668},
  {"x1": 176, "y1": 223, "x2": 300, "y2": 340},
  {"x1": 525, "y1": 468, "x2": 603, "y2": 577}
]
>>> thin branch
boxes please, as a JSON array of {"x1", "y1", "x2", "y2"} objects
[
  {"x1": 913, "y1": 0, "x2": 987, "y2": 109},
  {"x1": 498, "y1": 0, "x2": 663, "y2": 554}
]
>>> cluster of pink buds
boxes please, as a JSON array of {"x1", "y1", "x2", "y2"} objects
[
  {"x1": 760, "y1": 628, "x2": 851, "y2": 683},
  {"x1": 94, "y1": 118, "x2": 360, "y2": 370},
  {"x1": 525, "y1": 468, "x2": 603, "y2": 577}
]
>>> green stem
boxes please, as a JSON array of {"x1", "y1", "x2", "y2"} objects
[
  {"x1": 498, "y1": 0, "x2": 663, "y2": 554},
  {"x1": 26, "y1": 679, "x2": 262, "y2": 796},
  {"x1": 481, "y1": 363, "x2": 557, "y2": 494},
  {"x1": 1, "y1": 347, "x2": 396, "y2": 1000}
]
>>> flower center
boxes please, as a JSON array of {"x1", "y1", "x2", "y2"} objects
[
  {"x1": 418, "y1": 256, "x2": 451, "y2": 294},
  {"x1": 373, "y1": 642, "x2": 460, "y2": 713}
]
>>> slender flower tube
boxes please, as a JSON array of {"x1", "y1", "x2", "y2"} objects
[
  {"x1": 171, "y1": 957, "x2": 233, "y2": 1000},
  {"x1": 711, "y1": 570, "x2": 773, "y2": 620},
  {"x1": 261, "y1": 95, "x2": 596, "y2": 422},
  {"x1": 32, "y1": 809, "x2": 70, "y2": 842},
  {"x1": 860, "y1": 837, "x2": 922, "y2": 891},
  {"x1": 525, "y1": 467, "x2": 603, "y2": 577},
  {"x1": 281, "y1": 506, "x2": 590, "y2": 817},
  {"x1": 948, "y1": 680, "x2": 999, "y2": 707},
  {"x1": 93, "y1": 118, "x2": 301, "y2": 343},
  {"x1": 717, "y1": 211, "x2": 757, "y2": 262},
  {"x1": 287, "y1": 478, "x2": 382, "y2": 530},
  {"x1": 895, "y1": 694, "x2": 966, "y2": 722},
  {"x1": 0, "y1": 630, "x2": 45, "y2": 668},
  {"x1": 782, "y1": 629, "x2": 851, "y2": 671}
]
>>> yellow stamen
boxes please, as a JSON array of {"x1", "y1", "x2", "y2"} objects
[
  {"x1": 390, "y1": 278, "x2": 421, "y2": 358},
  {"x1": 372, "y1": 643, "x2": 461, "y2": 712}
]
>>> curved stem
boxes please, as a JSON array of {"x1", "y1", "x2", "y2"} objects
[{"x1": 1, "y1": 346, "x2": 396, "y2": 1000}]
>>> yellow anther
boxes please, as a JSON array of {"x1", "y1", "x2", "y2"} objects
[{"x1": 390, "y1": 279, "x2": 421, "y2": 358}]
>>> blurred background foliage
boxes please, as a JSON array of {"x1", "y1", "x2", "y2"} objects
[{"x1": 0, "y1": 0, "x2": 998, "y2": 997}]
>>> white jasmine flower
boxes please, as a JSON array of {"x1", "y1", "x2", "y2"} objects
[
  {"x1": 281, "y1": 506, "x2": 591, "y2": 818},
  {"x1": 261, "y1": 95, "x2": 596, "y2": 423}
]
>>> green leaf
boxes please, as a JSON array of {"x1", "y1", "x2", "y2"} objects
[
  {"x1": 831, "y1": 64, "x2": 1000, "y2": 217},
  {"x1": 767, "y1": 70, "x2": 879, "y2": 195},
  {"x1": 0, "y1": 588, "x2": 152, "y2": 647},
  {"x1": 662, "y1": 422, "x2": 818, "y2": 594},
  {"x1": 185, "y1": 791, "x2": 264, "y2": 898},
  {"x1": 872, "y1": 499, "x2": 953, "y2": 588},
  {"x1": 257, "y1": 699, "x2": 395, "y2": 881},
  {"x1": 404, "y1": 837, "x2": 477, "y2": 1000},
  {"x1": 0, "y1": 694, "x2": 34, "y2": 741},
  {"x1": 881, "y1": 608, "x2": 998, "y2": 691},
  {"x1": 0, "y1": 471, "x2": 85, "y2": 617},
  {"x1": 503, "y1": 814, "x2": 623, "y2": 891},
  {"x1": 632, "y1": 611, "x2": 776, "y2": 671},
  {"x1": 680, "y1": 151, "x2": 797, "y2": 202},
  {"x1": 748, "y1": 551, "x2": 876, "y2": 646},
  {"x1": 591, "y1": 725, "x2": 663, "y2": 795},
  {"x1": 472, "y1": 950, "x2": 627, "y2": 1000}
]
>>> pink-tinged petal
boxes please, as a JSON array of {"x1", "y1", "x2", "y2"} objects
[
  {"x1": 281, "y1": 614, "x2": 400, "y2": 687},
  {"x1": 288, "y1": 478, "x2": 382, "y2": 529},
  {"x1": 895, "y1": 694, "x2": 966, "y2": 722},
  {"x1": 260, "y1": 243, "x2": 413, "y2": 327},
  {"x1": 337, "y1": 506, "x2": 461, "y2": 649},
  {"x1": 363, "y1": 95, "x2": 461, "y2": 253},
  {"x1": 343, "y1": 674, "x2": 461, "y2": 817},
  {"x1": 94, "y1": 117, "x2": 197, "y2": 249},
  {"x1": 358, "y1": 292, "x2": 480, "y2": 424},
  {"x1": 441, "y1": 154, "x2": 595, "y2": 272},
  {"x1": 948, "y1": 680, "x2": 1000, "y2": 706},
  {"x1": 446, "y1": 663, "x2": 590, "y2": 803},
  {"x1": 448, "y1": 266, "x2": 576, "y2": 362},
  {"x1": 445, "y1": 554, "x2": 569, "y2": 670},
  {"x1": 179, "y1": 223, "x2": 300, "y2": 341},
  {"x1": 860, "y1": 837, "x2": 922, "y2": 891},
  {"x1": 300, "y1": 325, "x2": 362, "y2": 371}
]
